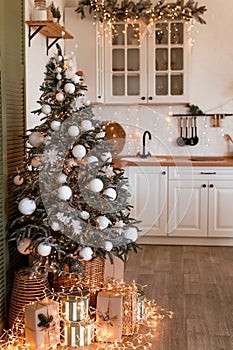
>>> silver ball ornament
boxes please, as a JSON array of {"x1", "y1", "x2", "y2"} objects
[
  {"x1": 97, "y1": 216, "x2": 110, "y2": 229},
  {"x1": 18, "y1": 198, "x2": 36, "y2": 215},
  {"x1": 124, "y1": 227, "x2": 138, "y2": 242},
  {"x1": 57, "y1": 173, "x2": 67, "y2": 184},
  {"x1": 51, "y1": 120, "x2": 61, "y2": 131},
  {"x1": 56, "y1": 92, "x2": 65, "y2": 102},
  {"x1": 72, "y1": 144, "x2": 86, "y2": 159},
  {"x1": 13, "y1": 175, "x2": 24, "y2": 186},
  {"x1": 68, "y1": 125, "x2": 80, "y2": 137},
  {"x1": 29, "y1": 132, "x2": 44, "y2": 147},
  {"x1": 37, "y1": 242, "x2": 52, "y2": 257},
  {"x1": 89, "y1": 178, "x2": 103, "y2": 193},
  {"x1": 80, "y1": 211, "x2": 90, "y2": 220},
  {"x1": 81, "y1": 120, "x2": 93, "y2": 131},
  {"x1": 79, "y1": 247, "x2": 93, "y2": 261},
  {"x1": 41, "y1": 104, "x2": 51, "y2": 115},
  {"x1": 104, "y1": 241, "x2": 113, "y2": 251},
  {"x1": 103, "y1": 188, "x2": 117, "y2": 201},
  {"x1": 64, "y1": 83, "x2": 75, "y2": 94},
  {"x1": 86, "y1": 155, "x2": 99, "y2": 164},
  {"x1": 58, "y1": 185, "x2": 72, "y2": 201}
]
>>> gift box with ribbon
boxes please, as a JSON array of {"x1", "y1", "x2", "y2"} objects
[
  {"x1": 96, "y1": 290, "x2": 123, "y2": 342},
  {"x1": 60, "y1": 319, "x2": 94, "y2": 347},
  {"x1": 60, "y1": 290, "x2": 90, "y2": 322},
  {"x1": 25, "y1": 299, "x2": 60, "y2": 349}
]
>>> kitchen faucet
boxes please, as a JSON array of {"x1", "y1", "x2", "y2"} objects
[{"x1": 137, "y1": 130, "x2": 152, "y2": 158}]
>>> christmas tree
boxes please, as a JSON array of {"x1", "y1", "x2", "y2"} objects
[{"x1": 8, "y1": 44, "x2": 139, "y2": 278}]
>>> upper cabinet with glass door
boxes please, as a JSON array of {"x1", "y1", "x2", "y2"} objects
[{"x1": 102, "y1": 20, "x2": 190, "y2": 104}]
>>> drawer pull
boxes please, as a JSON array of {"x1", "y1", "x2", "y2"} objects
[
  {"x1": 200, "y1": 172, "x2": 216, "y2": 175},
  {"x1": 202, "y1": 184, "x2": 206, "y2": 188},
  {"x1": 209, "y1": 184, "x2": 214, "y2": 188},
  {"x1": 162, "y1": 171, "x2": 166, "y2": 175}
]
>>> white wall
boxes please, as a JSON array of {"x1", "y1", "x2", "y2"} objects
[{"x1": 26, "y1": 0, "x2": 233, "y2": 156}]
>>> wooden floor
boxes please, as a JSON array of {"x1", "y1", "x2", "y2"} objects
[{"x1": 125, "y1": 245, "x2": 233, "y2": 350}]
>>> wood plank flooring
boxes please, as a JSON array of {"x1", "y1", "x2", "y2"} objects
[{"x1": 124, "y1": 245, "x2": 233, "y2": 350}]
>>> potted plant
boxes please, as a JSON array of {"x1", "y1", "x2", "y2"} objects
[{"x1": 50, "y1": 1, "x2": 61, "y2": 23}]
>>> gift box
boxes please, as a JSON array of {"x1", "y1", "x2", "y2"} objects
[
  {"x1": 122, "y1": 285, "x2": 137, "y2": 335},
  {"x1": 25, "y1": 300, "x2": 60, "y2": 349},
  {"x1": 104, "y1": 256, "x2": 124, "y2": 282},
  {"x1": 96, "y1": 291, "x2": 123, "y2": 342},
  {"x1": 60, "y1": 319, "x2": 94, "y2": 347},
  {"x1": 60, "y1": 290, "x2": 90, "y2": 322},
  {"x1": 136, "y1": 290, "x2": 146, "y2": 321}
]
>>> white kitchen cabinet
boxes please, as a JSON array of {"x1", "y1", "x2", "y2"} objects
[
  {"x1": 168, "y1": 167, "x2": 233, "y2": 238},
  {"x1": 103, "y1": 21, "x2": 190, "y2": 104},
  {"x1": 127, "y1": 166, "x2": 167, "y2": 237}
]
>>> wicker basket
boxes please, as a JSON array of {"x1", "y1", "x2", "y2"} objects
[
  {"x1": 51, "y1": 256, "x2": 105, "y2": 306},
  {"x1": 8, "y1": 267, "x2": 51, "y2": 327}
]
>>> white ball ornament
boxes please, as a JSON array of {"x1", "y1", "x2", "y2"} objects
[
  {"x1": 86, "y1": 155, "x2": 99, "y2": 164},
  {"x1": 56, "y1": 67, "x2": 62, "y2": 73},
  {"x1": 57, "y1": 173, "x2": 67, "y2": 184},
  {"x1": 89, "y1": 178, "x2": 103, "y2": 193},
  {"x1": 124, "y1": 227, "x2": 138, "y2": 242},
  {"x1": 103, "y1": 188, "x2": 117, "y2": 201},
  {"x1": 58, "y1": 185, "x2": 72, "y2": 201},
  {"x1": 80, "y1": 211, "x2": 90, "y2": 220},
  {"x1": 97, "y1": 216, "x2": 110, "y2": 229},
  {"x1": 72, "y1": 75, "x2": 80, "y2": 84},
  {"x1": 41, "y1": 104, "x2": 51, "y2": 115},
  {"x1": 13, "y1": 174, "x2": 24, "y2": 186},
  {"x1": 101, "y1": 152, "x2": 112, "y2": 163},
  {"x1": 18, "y1": 198, "x2": 36, "y2": 215},
  {"x1": 37, "y1": 242, "x2": 52, "y2": 257},
  {"x1": 64, "y1": 83, "x2": 75, "y2": 94},
  {"x1": 85, "y1": 99, "x2": 91, "y2": 106},
  {"x1": 57, "y1": 55, "x2": 63, "y2": 62},
  {"x1": 31, "y1": 156, "x2": 41, "y2": 168},
  {"x1": 104, "y1": 241, "x2": 113, "y2": 252},
  {"x1": 17, "y1": 238, "x2": 31, "y2": 255},
  {"x1": 81, "y1": 120, "x2": 93, "y2": 131},
  {"x1": 51, "y1": 120, "x2": 61, "y2": 131},
  {"x1": 56, "y1": 92, "x2": 65, "y2": 102},
  {"x1": 79, "y1": 247, "x2": 93, "y2": 261},
  {"x1": 68, "y1": 125, "x2": 80, "y2": 137},
  {"x1": 96, "y1": 131, "x2": 106, "y2": 139},
  {"x1": 56, "y1": 74, "x2": 62, "y2": 80},
  {"x1": 72, "y1": 144, "x2": 86, "y2": 159},
  {"x1": 29, "y1": 132, "x2": 44, "y2": 147}
]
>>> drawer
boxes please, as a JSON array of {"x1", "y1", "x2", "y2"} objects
[{"x1": 169, "y1": 166, "x2": 233, "y2": 180}]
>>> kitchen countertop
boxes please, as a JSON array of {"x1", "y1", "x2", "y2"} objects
[{"x1": 115, "y1": 155, "x2": 233, "y2": 167}]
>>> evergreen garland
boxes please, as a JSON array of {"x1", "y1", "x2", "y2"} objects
[{"x1": 76, "y1": 0, "x2": 207, "y2": 25}]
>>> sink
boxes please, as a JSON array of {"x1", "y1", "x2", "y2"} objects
[
  {"x1": 121, "y1": 156, "x2": 166, "y2": 163},
  {"x1": 189, "y1": 157, "x2": 225, "y2": 162}
]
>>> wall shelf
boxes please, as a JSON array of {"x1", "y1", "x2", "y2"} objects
[
  {"x1": 25, "y1": 20, "x2": 74, "y2": 54},
  {"x1": 172, "y1": 113, "x2": 233, "y2": 117}
]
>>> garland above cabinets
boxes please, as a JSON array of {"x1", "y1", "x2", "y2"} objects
[{"x1": 75, "y1": 0, "x2": 207, "y2": 25}]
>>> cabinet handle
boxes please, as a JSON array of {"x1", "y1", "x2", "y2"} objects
[
  {"x1": 209, "y1": 184, "x2": 214, "y2": 188},
  {"x1": 97, "y1": 95, "x2": 101, "y2": 99},
  {"x1": 202, "y1": 184, "x2": 207, "y2": 188},
  {"x1": 141, "y1": 96, "x2": 146, "y2": 100},
  {"x1": 148, "y1": 96, "x2": 153, "y2": 100},
  {"x1": 200, "y1": 172, "x2": 216, "y2": 175},
  {"x1": 162, "y1": 171, "x2": 166, "y2": 175}
]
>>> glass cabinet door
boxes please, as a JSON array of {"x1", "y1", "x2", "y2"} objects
[
  {"x1": 151, "y1": 21, "x2": 188, "y2": 101},
  {"x1": 110, "y1": 22, "x2": 142, "y2": 100}
]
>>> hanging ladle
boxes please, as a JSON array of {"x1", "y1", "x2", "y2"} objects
[
  {"x1": 176, "y1": 117, "x2": 185, "y2": 146},
  {"x1": 183, "y1": 117, "x2": 190, "y2": 145},
  {"x1": 193, "y1": 116, "x2": 199, "y2": 145},
  {"x1": 189, "y1": 116, "x2": 195, "y2": 146}
]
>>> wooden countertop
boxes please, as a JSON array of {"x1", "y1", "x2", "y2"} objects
[{"x1": 115, "y1": 156, "x2": 233, "y2": 167}]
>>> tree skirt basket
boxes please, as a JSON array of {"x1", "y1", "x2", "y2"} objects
[
  {"x1": 51, "y1": 256, "x2": 105, "y2": 306},
  {"x1": 8, "y1": 267, "x2": 51, "y2": 327}
]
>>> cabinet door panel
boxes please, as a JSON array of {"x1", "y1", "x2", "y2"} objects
[
  {"x1": 168, "y1": 180, "x2": 207, "y2": 236},
  {"x1": 128, "y1": 167, "x2": 167, "y2": 237},
  {"x1": 209, "y1": 181, "x2": 233, "y2": 237}
]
